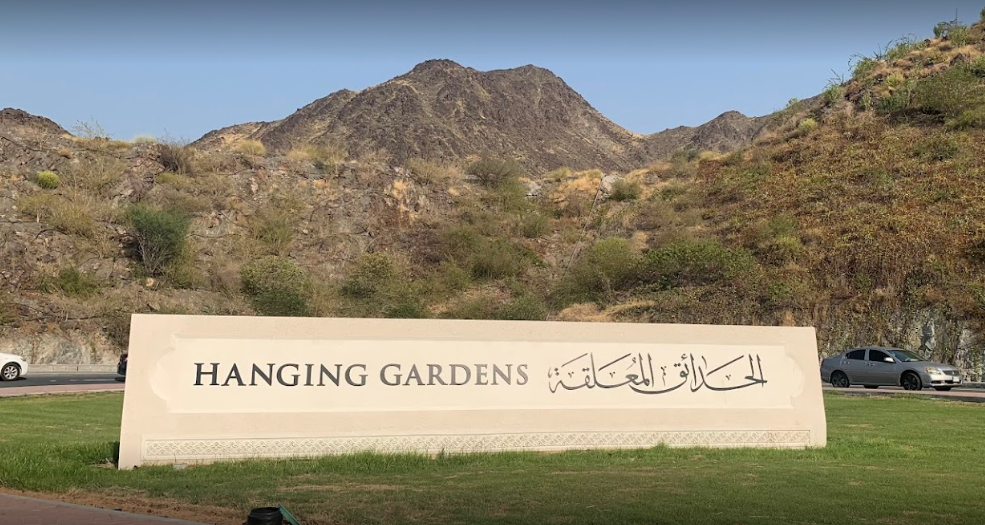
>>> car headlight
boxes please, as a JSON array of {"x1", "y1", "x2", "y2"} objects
[{"x1": 924, "y1": 367, "x2": 943, "y2": 374}]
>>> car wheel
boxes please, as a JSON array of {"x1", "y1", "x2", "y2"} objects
[
  {"x1": 864, "y1": 385, "x2": 878, "y2": 389},
  {"x1": 1, "y1": 363, "x2": 21, "y2": 381},
  {"x1": 831, "y1": 371, "x2": 850, "y2": 388},
  {"x1": 901, "y1": 372, "x2": 922, "y2": 391},
  {"x1": 934, "y1": 387, "x2": 952, "y2": 392}
]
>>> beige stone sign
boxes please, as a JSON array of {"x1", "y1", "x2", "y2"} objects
[{"x1": 118, "y1": 315, "x2": 826, "y2": 469}]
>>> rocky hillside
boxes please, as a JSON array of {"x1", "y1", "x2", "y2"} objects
[{"x1": 193, "y1": 60, "x2": 769, "y2": 172}]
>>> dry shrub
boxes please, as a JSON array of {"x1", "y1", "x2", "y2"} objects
[
  {"x1": 551, "y1": 172, "x2": 601, "y2": 218},
  {"x1": 247, "y1": 192, "x2": 302, "y2": 256},
  {"x1": 356, "y1": 147, "x2": 392, "y2": 165},
  {"x1": 61, "y1": 155, "x2": 126, "y2": 198},
  {"x1": 236, "y1": 140, "x2": 267, "y2": 157},
  {"x1": 466, "y1": 157, "x2": 524, "y2": 187},
  {"x1": 545, "y1": 166, "x2": 574, "y2": 181},
  {"x1": 157, "y1": 141, "x2": 194, "y2": 175},
  {"x1": 555, "y1": 303, "x2": 610, "y2": 322},
  {"x1": 193, "y1": 151, "x2": 239, "y2": 175},
  {"x1": 19, "y1": 194, "x2": 100, "y2": 238},
  {"x1": 406, "y1": 158, "x2": 460, "y2": 184}
]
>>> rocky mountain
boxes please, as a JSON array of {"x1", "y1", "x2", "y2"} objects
[
  {"x1": 193, "y1": 60, "x2": 769, "y2": 172},
  {"x1": 641, "y1": 110, "x2": 772, "y2": 159}
]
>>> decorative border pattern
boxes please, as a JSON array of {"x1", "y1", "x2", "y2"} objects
[{"x1": 143, "y1": 430, "x2": 812, "y2": 461}]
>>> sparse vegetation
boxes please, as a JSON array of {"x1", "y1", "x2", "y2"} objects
[
  {"x1": 35, "y1": 170, "x2": 60, "y2": 189},
  {"x1": 40, "y1": 267, "x2": 101, "y2": 297},
  {"x1": 638, "y1": 239, "x2": 756, "y2": 290}
]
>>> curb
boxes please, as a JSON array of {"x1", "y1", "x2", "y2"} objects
[
  {"x1": 833, "y1": 389, "x2": 985, "y2": 403},
  {"x1": 27, "y1": 364, "x2": 117, "y2": 373},
  {"x1": 0, "y1": 386, "x2": 125, "y2": 398}
]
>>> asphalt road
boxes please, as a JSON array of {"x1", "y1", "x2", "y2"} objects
[{"x1": 0, "y1": 373, "x2": 122, "y2": 389}]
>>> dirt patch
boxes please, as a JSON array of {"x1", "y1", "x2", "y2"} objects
[{"x1": 0, "y1": 487, "x2": 244, "y2": 525}]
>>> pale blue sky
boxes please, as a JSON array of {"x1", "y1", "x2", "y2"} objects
[{"x1": 2, "y1": 1, "x2": 983, "y2": 140}]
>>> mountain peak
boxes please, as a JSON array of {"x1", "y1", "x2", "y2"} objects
[{"x1": 407, "y1": 59, "x2": 467, "y2": 75}]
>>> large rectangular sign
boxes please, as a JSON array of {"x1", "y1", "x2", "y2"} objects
[{"x1": 118, "y1": 315, "x2": 826, "y2": 469}]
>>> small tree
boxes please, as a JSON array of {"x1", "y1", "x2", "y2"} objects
[
  {"x1": 126, "y1": 204, "x2": 190, "y2": 276},
  {"x1": 467, "y1": 156, "x2": 524, "y2": 187}
]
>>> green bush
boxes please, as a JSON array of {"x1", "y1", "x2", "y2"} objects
[
  {"x1": 913, "y1": 67, "x2": 985, "y2": 118},
  {"x1": 852, "y1": 57, "x2": 879, "y2": 80},
  {"x1": 610, "y1": 179, "x2": 641, "y2": 202},
  {"x1": 241, "y1": 256, "x2": 311, "y2": 317},
  {"x1": 466, "y1": 157, "x2": 524, "y2": 187},
  {"x1": 876, "y1": 85, "x2": 914, "y2": 114},
  {"x1": 498, "y1": 294, "x2": 548, "y2": 321},
  {"x1": 639, "y1": 239, "x2": 756, "y2": 290},
  {"x1": 556, "y1": 237, "x2": 640, "y2": 304},
  {"x1": 933, "y1": 20, "x2": 965, "y2": 39},
  {"x1": 884, "y1": 37, "x2": 928, "y2": 62},
  {"x1": 40, "y1": 267, "x2": 100, "y2": 297},
  {"x1": 341, "y1": 253, "x2": 396, "y2": 298},
  {"x1": 382, "y1": 297, "x2": 430, "y2": 319},
  {"x1": 126, "y1": 204, "x2": 190, "y2": 276},
  {"x1": 520, "y1": 212, "x2": 549, "y2": 238},
  {"x1": 439, "y1": 226, "x2": 529, "y2": 280},
  {"x1": 35, "y1": 171, "x2": 60, "y2": 189},
  {"x1": 472, "y1": 238, "x2": 526, "y2": 280},
  {"x1": 948, "y1": 106, "x2": 985, "y2": 129},
  {"x1": 822, "y1": 84, "x2": 844, "y2": 105},
  {"x1": 949, "y1": 26, "x2": 974, "y2": 46},
  {"x1": 859, "y1": 92, "x2": 873, "y2": 111},
  {"x1": 486, "y1": 176, "x2": 530, "y2": 212},
  {"x1": 969, "y1": 55, "x2": 985, "y2": 77},
  {"x1": 797, "y1": 118, "x2": 819, "y2": 134}
]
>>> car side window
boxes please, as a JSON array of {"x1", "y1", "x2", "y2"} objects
[
  {"x1": 846, "y1": 349, "x2": 866, "y2": 360},
  {"x1": 868, "y1": 350, "x2": 891, "y2": 362}
]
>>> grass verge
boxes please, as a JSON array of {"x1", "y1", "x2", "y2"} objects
[{"x1": 1, "y1": 392, "x2": 984, "y2": 524}]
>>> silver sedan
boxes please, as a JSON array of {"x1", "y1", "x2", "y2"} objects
[{"x1": 820, "y1": 346, "x2": 963, "y2": 391}]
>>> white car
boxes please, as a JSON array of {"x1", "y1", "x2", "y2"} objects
[{"x1": 0, "y1": 353, "x2": 28, "y2": 381}]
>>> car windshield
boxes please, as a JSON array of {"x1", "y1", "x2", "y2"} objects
[{"x1": 889, "y1": 350, "x2": 924, "y2": 362}]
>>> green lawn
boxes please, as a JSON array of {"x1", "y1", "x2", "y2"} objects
[{"x1": 1, "y1": 392, "x2": 984, "y2": 524}]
